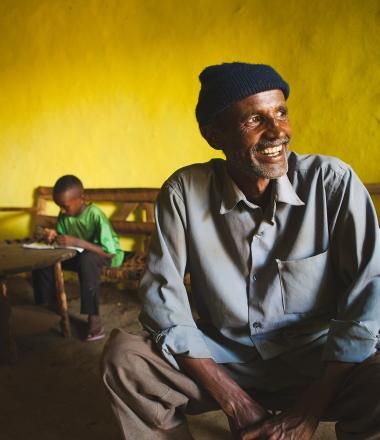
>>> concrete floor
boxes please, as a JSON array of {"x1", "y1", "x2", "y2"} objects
[{"x1": 0, "y1": 276, "x2": 336, "y2": 440}]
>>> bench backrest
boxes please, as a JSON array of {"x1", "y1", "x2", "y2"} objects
[
  {"x1": 365, "y1": 183, "x2": 380, "y2": 197},
  {"x1": 1, "y1": 182, "x2": 379, "y2": 244},
  {"x1": 32, "y1": 187, "x2": 160, "y2": 251}
]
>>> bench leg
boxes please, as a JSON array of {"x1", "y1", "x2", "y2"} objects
[
  {"x1": 54, "y1": 262, "x2": 71, "y2": 338},
  {"x1": 0, "y1": 279, "x2": 17, "y2": 363}
]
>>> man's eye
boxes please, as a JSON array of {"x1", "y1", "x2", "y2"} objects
[
  {"x1": 276, "y1": 108, "x2": 288, "y2": 119},
  {"x1": 247, "y1": 115, "x2": 261, "y2": 124}
]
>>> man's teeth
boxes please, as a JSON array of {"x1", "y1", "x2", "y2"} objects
[{"x1": 260, "y1": 145, "x2": 283, "y2": 156}]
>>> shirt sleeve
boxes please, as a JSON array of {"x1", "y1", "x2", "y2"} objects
[
  {"x1": 139, "y1": 182, "x2": 212, "y2": 369},
  {"x1": 98, "y1": 218, "x2": 118, "y2": 255},
  {"x1": 324, "y1": 167, "x2": 380, "y2": 363}
]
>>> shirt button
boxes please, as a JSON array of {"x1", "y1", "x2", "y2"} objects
[
  {"x1": 252, "y1": 321, "x2": 262, "y2": 329},
  {"x1": 252, "y1": 274, "x2": 257, "y2": 281}
]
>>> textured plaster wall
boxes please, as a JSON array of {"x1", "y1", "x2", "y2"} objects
[{"x1": 0, "y1": 0, "x2": 379, "y2": 238}]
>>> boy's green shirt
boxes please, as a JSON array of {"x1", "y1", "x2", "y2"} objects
[{"x1": 56, "y1": 203, "x2": 124, "y2": 268}]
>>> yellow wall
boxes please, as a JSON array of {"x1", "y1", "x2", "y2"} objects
[{"x1": 0, "y1": 0, "x2": 379, "y2": 238}]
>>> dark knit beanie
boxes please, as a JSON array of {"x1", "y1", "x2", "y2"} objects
[{"x1": 195, "y1": 62, "x2": 289, "y2": 126}]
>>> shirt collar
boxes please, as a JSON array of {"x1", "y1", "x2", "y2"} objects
[
  {"x1": 219, "y1": 166, "x2": 305, "y2": 216},
  {"x1": 274, "y1": 174, "x2": 305, "y2": 206}
]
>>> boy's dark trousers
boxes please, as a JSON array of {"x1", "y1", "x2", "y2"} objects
[{"x1": 32, "y1": 250, "x2": 110, "y2": 315}]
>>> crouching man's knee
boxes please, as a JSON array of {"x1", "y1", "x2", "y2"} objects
[
  {"x1": 332, "y1": 352, "x2": 380, "y2": 440},
  {"x1": 100, "y1": 329, "x2": 190, "y2": 433},
  {"x1": 101, "y1": 329, "x2": 151, "y2": 390}
]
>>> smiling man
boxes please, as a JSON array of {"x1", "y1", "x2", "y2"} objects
[{"x1": 102, "y1": 63, "x2": 380, "y2": 440}]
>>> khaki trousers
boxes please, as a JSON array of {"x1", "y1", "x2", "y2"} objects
[{"x1": 101, "y1": 329, "x2": 380, "y2": 440}]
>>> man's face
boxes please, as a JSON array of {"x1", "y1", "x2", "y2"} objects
[
  {"x1": 212, "y1": 89, "x2": 292, "y2": 180},
  {"x1": 53, "y1": 188, "x2": 84, "y2": 217}
]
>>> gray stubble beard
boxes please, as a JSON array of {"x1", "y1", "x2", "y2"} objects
[{"x1": 247, "y1": 146, "x2": 289, "y2": 179}]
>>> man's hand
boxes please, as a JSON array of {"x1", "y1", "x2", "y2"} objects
[
  {"x1": 226, "y1": 393, "x2": 269, "y2": 438},
  {"x1": 55, "y1": 234, "x2": 80, "y2": 247},
  {"x1": 240, "y1": 361, "x2": 356, "y2": 440},
  {"x1": 176, "y1": 356, "x2": 269, "y2": 438},
  {"x1": 240, "y1": 408, "x2": 318, "y2": 440},
  {"x1": 43, "y1": 228, "x2": 57, "y2": 244}
]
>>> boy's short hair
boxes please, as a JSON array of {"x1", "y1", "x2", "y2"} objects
[{"x1": 53, "y1": 175, "x2": 83, "y2": 196}]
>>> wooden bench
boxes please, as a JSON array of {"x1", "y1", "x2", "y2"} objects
[
  {"x1": 364, "y1": 183, "x2": 380, "y2": 201},
  {"x1": 0, "y1": 187, "x2": 160, "y2": 336}
]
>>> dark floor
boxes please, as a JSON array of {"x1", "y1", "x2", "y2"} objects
[{"x1": 0, "y1": 276, "x2": 335, "y2": 440}]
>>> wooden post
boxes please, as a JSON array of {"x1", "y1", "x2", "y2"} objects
[
  {"x1": 0, "y1": 279, "x2": 17, "y2": 363},
  {"x1": 54, "y1": 262, "x2": 71, "y2": 338}
]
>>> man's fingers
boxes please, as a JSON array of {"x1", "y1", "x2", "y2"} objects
[
  {"x1": 241, "y1": 426, "x2": 265, "y2": 440},
  {"x1": 241, "y1": 423, "x2": 283, "y2": 440}
]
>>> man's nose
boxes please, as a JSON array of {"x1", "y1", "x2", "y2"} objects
[{"x1": 265, "y1": 117, "x2": 284, "y2": 138}]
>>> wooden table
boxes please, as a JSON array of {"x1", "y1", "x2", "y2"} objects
[{"x1": 0, "y1": 243, "x2": 76, "y2": 363}]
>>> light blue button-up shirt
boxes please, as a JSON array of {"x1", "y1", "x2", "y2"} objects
[{"x1": 139, "y1": 153, "x2": 380, "y2": 368}]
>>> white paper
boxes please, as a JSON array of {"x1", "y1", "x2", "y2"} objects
[{"x1": 22, "y1": 242, "x2": 84, "y2": 253}]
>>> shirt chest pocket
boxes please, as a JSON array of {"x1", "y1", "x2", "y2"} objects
[{"x1": 276, "y1": 250, "x2": 335, "y2": 314}]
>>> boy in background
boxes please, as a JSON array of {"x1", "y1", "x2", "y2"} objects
[{"x1": 32, "y1": 175, "x2": 124, "y2": 341}]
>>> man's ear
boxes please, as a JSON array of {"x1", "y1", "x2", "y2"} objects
[{"x1": 199, "y1": 124, "x2": 223, "y2": 150}]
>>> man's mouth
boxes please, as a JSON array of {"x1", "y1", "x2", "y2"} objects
[
  {"x1": 260, "y1": 145, "x2": 283, "y2": 157},
  {"x1": 255, "y1": 137, "x2": 289, "y2": 159}
]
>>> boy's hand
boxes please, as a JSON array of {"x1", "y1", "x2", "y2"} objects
[
  {"x1": 55, "y1": 235, "x2": 112, "y2": 258},
  {"x1": 43, "y1": 228, "x2": 58, "y2": 244},
  {"x1": 55, "y1": 235, "x2": 80, "y2": 247}
]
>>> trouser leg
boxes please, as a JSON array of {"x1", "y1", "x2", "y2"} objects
[
  {"x1": 324, "y1": 352, "x2": 380, "y2": 440},
  {"x1": 101, "y1": 330, "x2": 219, "y2": 440},
  {"x1": 32, "y1": 251, "x2": 107, "y2": 314},
  {"x1": 32, "y1": 265, "x2": 56, "y2": 305},
  {"x1": 60, "y1": 251, "x2": 108, "y2": 315}
]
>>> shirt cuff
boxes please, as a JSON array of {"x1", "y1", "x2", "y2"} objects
[
  {"x1": 323, "y1": 319, "x2": 380, "y2": 363},
  {"x1": 150, "y1": 325, "x2": 213, "y2": 369}
]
